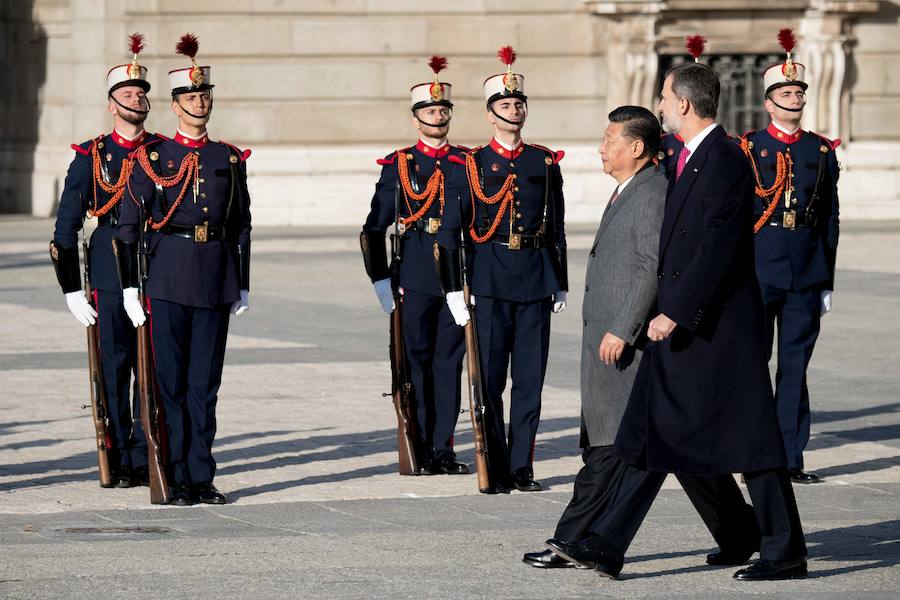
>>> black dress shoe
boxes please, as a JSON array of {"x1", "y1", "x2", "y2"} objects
[
  {"x1": 523, "y1": 548, "x2": 581, "y2": 569},
  {"x1": 788, "y1": 469, "x2": 821, "y2": 484},
  {"x1": 707, "y1": 546, "x2": 758, "y2": 566},
  {"x1": 113, "y1": 467, "x2": 135, "y2": 489},
  {"x1": 170, "y1": 484, "x2": 194, "y2": 506},
  {"x1": 479, "y1": 481, "x2": 511, "y2": 494},
  {"x1": 428, "y1": 453, "x2": 471, "y2": 475},
  {"x1": 131, "y1": 465, "x2": 150, "y2": 487},
  {"x1": 193, "y1": 482, "x2": 227, "y2": 505},
  {"x1": 512, "y1": 468, "x2": 542, "y2": 492},
  {"x1": 734, "y1": 558, "x2": 807, "y2": 580},
  {"x1": 546, "y1": 537, "x2": 623, "y2": 578}
]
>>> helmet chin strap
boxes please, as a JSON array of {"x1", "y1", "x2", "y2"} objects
[
  {"x1": 174, "y1": 95, "x2": 214, "y2": 120},
  {"x1": 489, "y1": 103, "x2": 527, "y2": 126},
  {"x1": 110, "y1": 94, "x2": 150, "y2": 116},
  {"x1": 415, "y1": 116, "x2": 451, "y2": 128},
  {"x1": 768, "y1": 95, "x2": 805, "y2": 113}
]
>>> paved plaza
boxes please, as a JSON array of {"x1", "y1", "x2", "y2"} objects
[{"x1": 1, "y1": 216, "x2": 898, "y2": 599}]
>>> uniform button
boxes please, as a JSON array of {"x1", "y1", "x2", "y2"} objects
[
  {"x1": 515, "y1": 201, "x2": 521, "y2": 206},
  {"x1": 202, "y1": 206, "x2": 208, "y2": 213},
  {"x1": 512, "y1": 174, "x2": 518, "y2": 179},
  {"x1": 198, "y1": 164, "x2": 203, "y2": 170},
  {"x1": 672, "y1": 271, "x2": 679, "y2": 278},
  {"x1": 514, "y1": 186, "x2": 520, "y2": 192},
  {"x1": 199, "y1": 178, "x2": 205, "y2": 184},
  {"x1": 435, "y1": 160, "x2": 441, "y2": 166},
  {"x1": 194, "y1": 150, "x2": 200, "y2": 156},
  {"x1": 200, "y1": 192, "x2": 207, "y2": 198},
  {"x1": 679, "y1": 228, "x2": 686, "y2": 235},
  {"x1": 517, "y1": 226, "x2": 524, "y2": 232},
  {"x1": 658, "y1": 273, "x2": 664, "y2": 279},
  {"x1": 509, "y1": 162, "x2": 515, "y2": 168},
  {"x1": 516, "y1": 212, "x2": 522, "y2": 218}
]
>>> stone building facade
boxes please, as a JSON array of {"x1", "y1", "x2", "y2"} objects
[{"x1": 1, "y1": 0, "x2": 897, "y2": 224}]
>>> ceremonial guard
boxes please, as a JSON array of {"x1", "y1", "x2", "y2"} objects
[
  {"x1": 50, "y1": 34, "x2": 159, "y2": 488},
  {"x1": 116, "y1": 34, "x2": 251, "y2": 505},
  {"x1": 360, "y1": 56, "x2": 469, "y2": 475},
  {"x1": 739, "y1": 29, "x2": 840, "y2": 484},
  {"x1": 437, "y1": 46, "x2": 568, "y2": 493}
]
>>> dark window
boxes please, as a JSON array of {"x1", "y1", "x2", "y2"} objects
[{"x1": 659, "y1": 53, "x2": 781, "y2": 136}]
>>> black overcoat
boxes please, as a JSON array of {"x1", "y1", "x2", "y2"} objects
[{"x1": 613, "y1": 126, "x2": 787, "y2": 475}]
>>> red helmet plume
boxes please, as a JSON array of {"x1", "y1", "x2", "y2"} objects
[
  {"x1": 777, "y1": 28, "x2": 796, "y2": 54},
  {"x1": 176, "y1": 33, "x2": 199, "y2": 59},
  {"x1": 497, "y1": 45, "x2": 517, "y2": 67},
  {"x1": 428, "y1": 55, "x2": 448, "y2": 75},
  {"x1": 685, "y1": 35, "x2": 706, "y2": 62},
  {"x1": 128, "y1": 33, "x2": 145, "y2": 56}
]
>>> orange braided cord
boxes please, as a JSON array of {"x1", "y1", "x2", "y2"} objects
[
  {"x1": 130, "y1": 146, "x2": 200, "y2": 230},
  {"x1": 465, "y1": 153, "x2": 515, "y2": 243},
  {"x1": 88, "y1": 142, "x2": 134, "y2": 217},
  {"x1": 740, "y1": 137, "x2": 790, "y2": 234},
  {"x1": 396, "y1": 151, "x2": 445, "y2": 224}
]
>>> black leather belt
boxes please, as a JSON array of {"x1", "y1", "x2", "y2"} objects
[
  {"x1": 401, "y1": 217, "x2": 441, "y2": 234},
  {"x1": 491, "y1": 233, "x2": 545, "y2": 249},
  {"x1": 765, "y1": 211, "x2": 817, "y2": 230},
  {"x1": 163, "y1": 224, "x2": 225, "y2": 242}
]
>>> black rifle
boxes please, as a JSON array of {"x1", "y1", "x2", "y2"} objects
[
  {"x1": 79, "y1": 212, "x2": 114, "y2": 487},
  {"x1": 120, "y1": 197, "x2": 171, "y2": 504},
  {"x1": 386, "y1": 182, "x2": 419, "y2": 475}
]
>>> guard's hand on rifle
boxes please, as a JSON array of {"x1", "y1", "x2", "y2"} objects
[
  {"x1": 64, "y1": 291, "x2": 97, "y2": 327},
  {"x1": 122, "y1": 287, "x2": 146, "y2": 327},
  {"x1": 232, "y1": 289, "x2": 250, "y2": 316},
  {"x1": 821, "y1": 290, "x2": 833, "y2": 316},
  {"x1": 373, "y1": 278, "x2": 395, "y2": 314},
  {"x1": 446, "y1": 291, "x2": 470, "y2": 326},
  {"x1": 552, "y1": 290, "x2": 568, "y2": 314}
]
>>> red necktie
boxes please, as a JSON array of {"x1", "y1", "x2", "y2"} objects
[{"x1": 675, "y1": 147, "x2": 691, "y2": 181}]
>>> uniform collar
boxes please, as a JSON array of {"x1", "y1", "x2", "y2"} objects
[
  {"x1": 766, "y1": 122, "x2": 803, "y2": 145},
  {"x1": 416, "y1": 139, "x2": 451, "y2": 158},
  {"x1": 174, "y1": 128, "x2": 209, "y2": 148},
  {"x1": 110, "y1": 129, "x2": 147, "y2": 150},
  {"x1": 489, "y1": 137, "x2": 525, "y2": 159}
]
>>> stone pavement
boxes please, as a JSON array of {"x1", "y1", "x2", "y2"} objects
[{"x1": 0, "y1": 217, "x2": 898, "y2": 599}]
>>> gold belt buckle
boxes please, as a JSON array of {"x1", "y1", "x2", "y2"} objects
[
  {"x1": 427, "y1": 217, "x2": 441, "y2": 234},
  {"x1": 508, "y1": 233, "x2": 522, "y2": 250},
  {"x1": 782, "y1": 210, "x2": 796, "y2": 231},
  {"x1": 194, "y1": 224, "x2": 208, "y2": 243}
]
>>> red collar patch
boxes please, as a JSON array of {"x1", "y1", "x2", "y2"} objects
[
  {"x1": 173, "y1": 132, "x2": 209, "y2": 149},
  {"x1": 489, "y1": 138, "x2": 525, "y2": 159},
  {"x1": 416, "y1": 140, "x2": 451, "y2": 158},
  {"x1": 766, "y1": 123, "x2": 803, "y2": 145},
  {"x1": 110, "y1": 130, "x2": 147, "y2": 150}
]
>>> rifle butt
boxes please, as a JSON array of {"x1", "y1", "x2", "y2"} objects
[
  {"x1": 137, "y1": 324, "x2": 172, "y2": 504},
  {"x1": 464, "y1": 318, "x2": 493, "y2": 492},
  {"x1": 86, "y1": 324, "x2": 114, "y2": 487},
  {"x1": 390, "y1": 306, "x2": 420, "y2": 475},
  {"x1": 394, "y1": 393, "x2": 419, "y2": 476}
]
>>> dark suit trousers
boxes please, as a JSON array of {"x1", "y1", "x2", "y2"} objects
[
  {"x1": 761, "y1": 283, "x2": 822, "y2": 469},
  {"x1": 96, "y1": 289, "x2": 147, "y2": 470},
  {"x1": 400, "y1": 290, "x2": 465, "y2": 458},
  {"x1": 587, "y1": 466, "x2": 804, "y2": 562},
  {"x1": 149, "y1": 298, "x2": 230, "y2": 486}
]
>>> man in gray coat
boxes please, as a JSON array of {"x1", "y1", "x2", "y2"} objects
[{"x1": 523, "y1": 106, "x2": 667, "y2": 568}]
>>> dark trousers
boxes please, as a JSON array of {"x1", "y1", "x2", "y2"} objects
[
  {"x1": 401, "y1": 290, "x2": 466, "y2": 459},
  {"x1": 586, "y1": 464, "x2": 805, "y2": 563},
  {"x1": 95, "y1": 289, "x2": 146, "y2": 470},
  {"x1": 475, "y1": 296, "x2": 552, "y2": 477},
  {"x1": 760, "y1": 283, "x2": 822, "y2": 469},
  {"x1": 148, "y1": 298, "x2": 230, "y2": 486}
]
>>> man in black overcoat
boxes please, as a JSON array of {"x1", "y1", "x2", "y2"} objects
[{"x1": 547, "y1": 63, "x2": 808, "y2": 581}]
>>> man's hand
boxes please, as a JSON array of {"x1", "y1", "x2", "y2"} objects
[
  {"x1": 647, "y1": 313, "x2": 677, "y2": 342},
  {"x1": 821, "y1": 290, "x2": 833, "y2": 316},
  {"x1": 231, "y1": 289, "x2": 250, "y2": 316},
  {"x1": 122, "y1": 287, "x2": 146, "y2": 327},
  {"x1": 64, "y1": 291, "x2": 97, "y2": 327},
  {"x1": 552, "y1": 290, "x2": 567, "y2": 314},
  {"x1": 446, "y1": 291, "x2": 470, "y2": 326},
  {"x1": 598, "y1": 332, "x2": 626, "y2": 366},
  {"x1": 372, "y1": 278, "x2": 395, "y2": 314}
]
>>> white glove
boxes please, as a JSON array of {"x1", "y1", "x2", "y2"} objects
[
  {"x1": 552, "y1": 290, "x2": 568, "y2": 314},
  {"x1": 373, "y1": 278, "x2": 395, "y2": 314},
  {"x1": 821, "y1": 290, "x2": 832, "y2": 316},
  {"x1": 231, "y1": 289, "x2": 250, "y2": 316},
  {"x1": 446, "y1": 291, "x2": 470, "y2": 326},
  {"x1": 122, "y1": 287, "x2": 146, "y2": 327},
  {"x1": 65, "y1": 291, "x2": 97, "y2": 327}
]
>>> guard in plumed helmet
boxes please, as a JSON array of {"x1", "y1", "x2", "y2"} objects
[
  {"x1": 360, "y1": 55, "x2": 470, "y2": 476},
  {"x1": 436, "y1": 46, "x2": 568, "y2": 493},
  {"x1": 739, "y1": 28, "x2": 840, "y2": 485},
  {"x1": 116, "y1": 33, "x2": 252, "y2": 506},
  {"x1": 49, "y1": 33, "x2": 162, "y2": 489}
]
